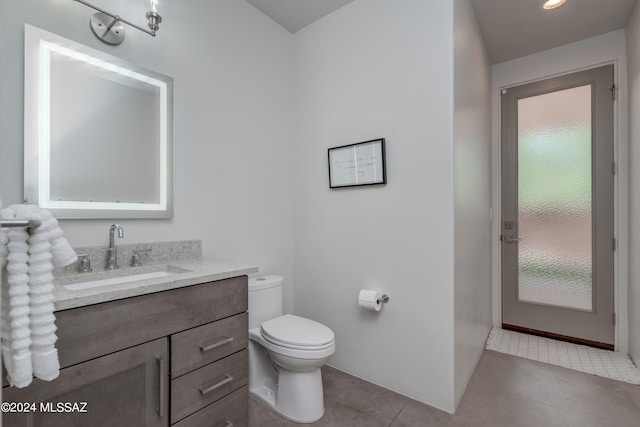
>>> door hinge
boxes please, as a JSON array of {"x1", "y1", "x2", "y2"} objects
[
  {"x1": 613, "y1": 312, "x2": 616, "y2": 326},
  {"x1": 612, "y1": 237, "x2": 617, "y2": 251},
  {"x1": 612, "y1": 161, "x2": 617, "y2": 176},
  {"x1": 610, "y1": 84, "x2": 617, "y2": 101}
]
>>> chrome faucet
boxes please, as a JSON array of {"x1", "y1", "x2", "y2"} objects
[{"x1": 106, "y1": 224, "x2": 124, "y2": 270}]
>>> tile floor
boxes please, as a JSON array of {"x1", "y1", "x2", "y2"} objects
[
  {"x1": 249, "y1": 350, "x2": 640, "y2": 426},
  {"x1": 486, "y1": 328, "x2": 640, "y2": 384}
]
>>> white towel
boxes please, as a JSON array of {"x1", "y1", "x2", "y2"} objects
[
  {"x1": 1, "y1": 207, "x2": 33, "y2": 388},
  {"x1": 0, "y1": 225, "x2": 7, "y2": 265},
  {"x1": 1, "y1": 205, "x2": 77, "y2": 387}
]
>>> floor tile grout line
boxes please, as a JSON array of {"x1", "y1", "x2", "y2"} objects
[{"x1": 386, "y1": 402, "x2": 408, "y2": 427}]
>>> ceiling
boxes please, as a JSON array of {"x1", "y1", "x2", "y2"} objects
[
  {"x1": 245, "y1": 0, "x2": 354, "y2": 33},
  {"x1": 470, "y1": 0, "x2": 637, "y2": 63},
  {"x1": 245, "y1": 0, "x2": 637, "y2": 64}
]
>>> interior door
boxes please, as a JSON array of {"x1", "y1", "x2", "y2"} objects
[{"x1": 501, "y1": 65, "x2": 615, "y2": 347}]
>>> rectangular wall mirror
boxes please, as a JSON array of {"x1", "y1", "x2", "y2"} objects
[{"x1": 24, "y1": 24, "x2": 174, "y2": 219}]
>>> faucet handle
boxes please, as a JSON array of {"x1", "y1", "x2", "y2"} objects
[
  {"x1": 76, "y1": 253, "x2": 93, "y2": 273},
  {"x1": 131, "y1": 248, "x2": 152, "y2": 267}
]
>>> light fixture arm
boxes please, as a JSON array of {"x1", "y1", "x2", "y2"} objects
[{"x1": 73, "y1": 0, "x2": 162, "y2": 45}]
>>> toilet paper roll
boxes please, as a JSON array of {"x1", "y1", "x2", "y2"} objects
[{"x1": 358, "y1": 289, "x2": 383, "y2": 312}]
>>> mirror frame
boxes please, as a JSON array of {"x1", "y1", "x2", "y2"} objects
[{"x1": 23, "y1": 24, "x2": 174, "y2": 219}]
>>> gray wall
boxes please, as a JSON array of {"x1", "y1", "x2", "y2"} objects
[
  {"x1": 293, "y1": 0, "x2": 491, "y2": 413},
  {"x1": 453, "y1": 0, "x2": 492, "y2": 407}
]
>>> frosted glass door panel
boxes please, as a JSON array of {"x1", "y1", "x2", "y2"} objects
[{"x1": 517, "y1": 85, "x2": 592, "y2": 311}]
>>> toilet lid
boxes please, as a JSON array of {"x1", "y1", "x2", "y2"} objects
[{"x1": 260, "y1": 314, "x2": 335, "y2": 349}]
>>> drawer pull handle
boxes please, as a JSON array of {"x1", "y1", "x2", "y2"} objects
[
  {"x1": 215, "y1": 421, "x2": 234, "y2": 427},
  {"x1": 200, "y1": 336, "x2": 234, "y2": 352},
  {"x1": 199, "y1": 375, "x2": 234, "y2": 396},
  {"x1": 156, "y1": 357, "x2": 166, "y2": 418}
]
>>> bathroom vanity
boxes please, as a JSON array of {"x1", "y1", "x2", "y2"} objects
[{"x1": 2, "y1": 254, "x2": 257, "y2": 427}]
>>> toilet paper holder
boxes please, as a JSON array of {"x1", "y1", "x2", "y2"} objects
[
  {"x1": 358, "y1": 290, "x2": 390, "y2": 312},
  {"x1": 377, "y1": 294, "x2": 389, "y2": 304}
]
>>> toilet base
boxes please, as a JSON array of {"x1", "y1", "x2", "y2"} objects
[{"x1": 249, "y1": 367, "x2": 325, "y2": 423}]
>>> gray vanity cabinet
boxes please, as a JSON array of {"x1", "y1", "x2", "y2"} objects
[
  {"x1": 3, "y1": 337, "x2": 169, "y2": 426},
  {"x1": 2, "y1": 275, "x2": 249, "y2": 427}
]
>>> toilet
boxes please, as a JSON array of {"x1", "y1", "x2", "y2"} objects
[{"x1": 248, "y1": 275, "x2": 335, "y2": 423}]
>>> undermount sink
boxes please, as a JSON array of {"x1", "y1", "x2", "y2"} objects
[{"x1": 62, "y1": 266, "x2": 190, "y2": 291}]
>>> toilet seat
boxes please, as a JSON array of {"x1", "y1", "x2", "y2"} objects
[{"x1": 260, "y1": 314, "x2": 335, "y2": 351}]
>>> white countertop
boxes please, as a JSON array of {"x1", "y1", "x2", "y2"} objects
[{"x1": 53, "y1": 258, "x2": 258, "y2": 311}]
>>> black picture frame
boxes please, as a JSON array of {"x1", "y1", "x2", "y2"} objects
[{"x1": 328, "y1": 138, "x2": 386, "y2": 188}]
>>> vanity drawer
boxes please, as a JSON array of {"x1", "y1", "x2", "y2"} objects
[
  {"x1": 171, "y1": 349, "x2": 248, "y2": 424},
  {"x1": 171, "y1": 312, "x2": 248, "y2": 378},
  {"x1": 172, "y1": 386, "x2": 248, "y2": 427}
]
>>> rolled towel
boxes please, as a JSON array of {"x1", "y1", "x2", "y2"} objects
[
  {"x1": 0, "y1": 211, "x2": 13, "y2": 383},
  {"x1": 0, "y1": 205, "x2": 75, "y2": 386},
  {"x1": 2, "y1": 224, "x2": 33, "y2": 388},
  {"x1": 0, "y1": 226, "x2": 8, "y2": 267},
  {"x1": 30, "y1": 313, "x2": 56, "y2": 327},
  {"x1": 30, "y1": 333, "x2": 58, "y2": 347},
  {"x1": 31, "y1": 348, "x2": 59, "y2": 381},
  {"x1": 8, "y1": 305, "x2": 30, "y2": 318},
  {"x1": 21, "y1": 207, "x2": 59, "y2": 384},
  {"x1": 29, "y1": 303, "x2": 55, "y2": 316},
  {"x1": 34, "y1": 211, "x2": 76, "y2": 268},
  {"x1": 9, "y1": 324, "x2": 30, "y2": 344},
  {"x1": 50, "y1": 240, "x2": 77, "y2": 268},
  {"x1": 4, "y1": 352, "x2": 33, "y2": 388}
]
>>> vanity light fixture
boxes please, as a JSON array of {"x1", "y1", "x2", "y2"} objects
[
  {"x1": 543, "y1": 0, "x2": 567, "y2": 10},
  {"x1": 73, "y1": 0, "x2": 162, "y2": 45}
]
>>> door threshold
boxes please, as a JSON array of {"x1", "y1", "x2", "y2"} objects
[{"x1": 502, "y1": 323, "x2": 614, "y2": 351}]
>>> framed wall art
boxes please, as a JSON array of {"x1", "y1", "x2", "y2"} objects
[{"x1": 328, "y1": 138, "x2": 386, "y2": 189}]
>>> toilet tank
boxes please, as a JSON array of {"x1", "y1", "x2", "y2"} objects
[{"x1": 248, "y1": 275, "x2": 283, "y2": 329}]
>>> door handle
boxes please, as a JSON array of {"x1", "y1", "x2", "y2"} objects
[{"x1": 501, "y1": 235, "x2": 522, "y2": 244}]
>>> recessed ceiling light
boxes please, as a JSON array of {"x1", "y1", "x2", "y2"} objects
[{"x1": 543, "y1": 0, "x2": 567, "y2": 10}]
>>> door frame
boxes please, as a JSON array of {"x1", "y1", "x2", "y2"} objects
[{"x1": 490, "y1": 48, "x2": 628, "y2": 352}]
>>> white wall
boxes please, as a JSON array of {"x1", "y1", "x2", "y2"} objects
[
  {"x1": 0, "y1": 0, "x2": 296, "y2": 311},
  {"x1": 491, "y1": 30, "x2": 629, "y2": 352},
  {"x1": 626, "y1": 3, "x2": 640, "y2": 364},
  {"x1": 293, "y1": 0, "x2": 458, "y2": 413},
  {"x1": 453, "y1": 0, "x2": 492, "y2": 408}
]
